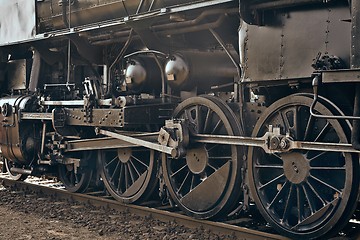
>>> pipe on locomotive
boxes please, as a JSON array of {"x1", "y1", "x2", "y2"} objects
[{"x1": 28, "y1": 50, "x2": 41, "y2": 92}]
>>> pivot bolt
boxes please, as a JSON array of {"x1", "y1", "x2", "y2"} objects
[
  {"x1": 269, "y1": 136, "x2": 280, "y2": 150},
  {"x1": 280, "y1": 138, "x2": 290, "y2": 149}
]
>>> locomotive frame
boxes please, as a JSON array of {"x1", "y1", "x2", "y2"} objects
[{"x1": 0, "y1": 0, "x2": 359, "y2": 239}]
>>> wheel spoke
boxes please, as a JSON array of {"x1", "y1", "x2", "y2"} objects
[
  {"x1": 306, "y1": 180, "x2": 326, "y2": 206},
  {"x1": 105, "y1": 155, "x2": 118, "y2": 168},
  {"x1": 117, "y1": 163, "x2": 124, "y2": 192},
  {"x1": 127, "y1": 163, "x2": 136, "y2": 184},
  {"x1": 258, "y1": 174, "x2": 285, "y2": 190},
  {"x1": 101, "y1": 148, "x2": 157, "y2": 203},
  {"x1": 203, "y1": 107, "x2": 213, "y2": 133},
  {"x1": 303, "y1": 114, "x2": 314, "y2": 141},
  {"x1": 273, "y1": 153, "x2": 283, "y2": 161},
  {"x1": 268, "y1": 180, "x2": 289, "y2": 209},
  {"x1": 207, "y1": 163, "x2": 218, "y2": 171},
  {"x1": 190, "y1": 175, "x2": 195, "y2": 190},
  {"x1": 129, "y1": 159, "x2": 141, "y2": 177},
  {"x1": 208, "y1": 156, "x2": 232, "y2": 160},
  {"x1": 177, "y1": 170, "x2": 191, "y2": 194},
  {"x1": 164, "y1": 96, "x2": 243, "y2": 218},
  {"x1": 110, "y1": 161, "x2": 120, "y2": 182},
  {"x1": 282, "y1": 183, "x2": 294, "y2": 222},
  {"x1": 132, "y1": 155, "x2": 149, "y2": 168},
  {"x1": 313, "y1": 122, "x2": 330, "y2": 142},
  {"x1": 310, "y1": 166, "x2": 345, "y2": 170},
  {"x1": 125, "y1": 164, "x2": 130, "y2": 189},
  {"x1": 249, "y1": 95, "x2": 358, "y2": 238},
  {"x1": 206, "y1": 144, "x2": 219, "y2": 152},
  {"x1": 308, "y1": 151, "x2": 328, "y2": 162},
  {"x1": 297, "y1": 186, "x2": 305, "y2": 223},
  {"x1": 211, "y1": 119, "x2": 222, "y2": 134},
  {"x1": 309, "y1": 175, "x2": 342, "y2": 194},
  {"x1": 171, "y1": 164, "x2": 187, "y2": 178},
  {"x1": 302, "y1": 184, "x2": 315, "y2": 214}
]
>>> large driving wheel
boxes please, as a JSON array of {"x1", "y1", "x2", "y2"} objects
[
  {"x1": 248, "y1": 94, "x2": 359, "y2": 239},
  {"x1": 99, "y1": 147, "x2": 158, "y2": 203},
  {"x1": 162, "y1": 95, "x2": 244, "y2": 219},
  {"x1": 58, "y1": 152, "x2": 94, "y2": 193}
]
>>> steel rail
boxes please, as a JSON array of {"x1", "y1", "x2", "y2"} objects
[{"x1": 0, "y1": 175, "x2": 287, "y2": 240}]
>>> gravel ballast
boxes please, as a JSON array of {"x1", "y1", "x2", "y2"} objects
[{"x1": 0, "y1": 186, "x2": 236, "y2": 240}]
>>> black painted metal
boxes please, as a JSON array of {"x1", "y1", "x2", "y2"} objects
[
  {"x1": 351, "y1": 0, "x2": 360, "y2": 69},
  {"x1": 162, "y1": 96, "x2": 244, "y2": 219},
  {"x1": 0, "y1": 1, "x2": 359, "y2": 239},
  {"x1": 242, "y1": 4, "x2": 351, "y2": 83},
  {"x1": 57, "y1": 152, "x2": 94, "y2": 193},
  {"x1": 248, "y1": 94, "x2": 359, "y2": 239},
  {"x1": 99, "y1": 148, "x2": 158, "y2": 204}
]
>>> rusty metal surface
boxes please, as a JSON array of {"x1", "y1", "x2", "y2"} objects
[{"x1": 0, "y1": 0, "x2": 36, "y2": 45}]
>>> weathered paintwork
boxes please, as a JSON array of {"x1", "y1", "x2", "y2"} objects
[{"x1": 240, "y1": 3, "x2": 351, "y2": 82}]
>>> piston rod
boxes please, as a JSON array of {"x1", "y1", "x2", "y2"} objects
[{"x1": 97, "y1": 129, "x2": 178, "y2": 157}]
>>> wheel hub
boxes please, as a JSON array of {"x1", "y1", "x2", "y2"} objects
[
  {"x1": 118, "y1": 149, "x2": 132, "y2": 163},
  {"x1": 186, "y1": 146, "x2": 208, "y2": 174},
  {"x1": 282, "y1": 152, "x2": 310, "y2": 184},
  {"x1": 65, "y1": 164, "x2": 74, "y2": 171}
]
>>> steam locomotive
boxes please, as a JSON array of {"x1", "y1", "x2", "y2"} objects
[{"x1": 0, "y1": 0, "x2": 359, "y2": 239}]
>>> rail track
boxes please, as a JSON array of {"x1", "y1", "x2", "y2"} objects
[
  {"x1": 0, "y1": 173, "x2": 286, "y2": 240},
  {"x1": 0, "y1": 173, "x2": 359, "y2": 239}
]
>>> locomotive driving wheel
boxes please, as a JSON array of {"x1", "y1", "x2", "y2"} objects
[
  {"x1": 162, "y1": 95, "x2": 243, "y2": 219},
  {"x1": 58, "y1": 152, "x2": 94, "y2": 193},
  {"x1": 248, "y1": 94, "x2": 359, "y2": 239},
  {"x1": 99, "y1": 147, "x2": 158, "y2": 203}
]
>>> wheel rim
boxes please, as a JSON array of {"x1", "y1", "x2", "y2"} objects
[
  {"x1": 58, "y1": 164, "x2": 93, "y2": 193},
  {"x1": 58, "y1": 152, "x2": 93, "y2": 193},
  {"x1": 99, "y1": 147, "x2": 157, "y2": 203},
  {"x1": 248, "y1": 95, "x2": 359, "y2": 238},
  {"x1": 162, "y1": 96, "x2": 243, "y2": 219},
  {"x1": 3, "y1": 158, "x2": 27, "y2": 181}
]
